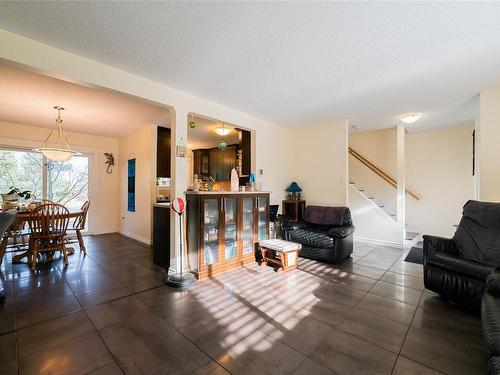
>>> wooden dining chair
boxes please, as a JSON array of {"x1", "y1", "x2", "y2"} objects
[
  {"x1": 66, "y1": 201, "x2": 90, "y2": 256},
  {"x1": 27, "y1": 203, "x2": 70, "y2": 270},
  {"x1": 0, "y1": 209, "x2": 17, "y2": 266}
]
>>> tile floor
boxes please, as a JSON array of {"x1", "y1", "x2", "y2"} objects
[{"x1": 0, "y1": 234, "x2": 488, "y2": 374}]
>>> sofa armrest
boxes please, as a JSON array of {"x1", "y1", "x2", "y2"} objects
[
  {"x1": 282, "y1": 220, "x2": 308, "y2": 231},
  {"x1": 486, "y1": 271, "x2": 500, "y2": 297},
  {"x1": 423, "y1": 235, "x2": 459, "y2": 255},
  {"x1": 327, "y1": 225, "x2": 355, "y2": 238},
  {"x1": 281, "y1": 220, "x2": 308, "y2": 240}
]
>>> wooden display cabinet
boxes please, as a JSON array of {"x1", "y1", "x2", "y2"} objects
[{"x1": 186, "y1": 192, "x2": 270, "y2": 279}]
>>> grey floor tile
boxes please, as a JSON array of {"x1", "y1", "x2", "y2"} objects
[
  {"x1": 3, "y1": 235, "x2": 488, "y2": 375},
  {"x1": 0, "y1": 333, "x2": 17, "y2": 367},
  {"x1": 15, "y1": 282, "x2": 81, "y2": 328},
  {"x1": 328, "y1": 272, "x2": 378, "y2": 292},
  {"x1": 389, "y1": 262, "x2": 424, "y2": 278},
  {"x1": 0, "y1": 361, "x2": 17, "y2": 375},
  {"x1": 19, "y1": 331, "x2": 114, "y2": 375},
  {"x1": 292, "y1": 358, "x2": 337, "y2": 375},
  {"x1": 85, "y1": 294, "x2": 154, "y2": 330},
  {"x1": 392, "y1": 356, "x2": 442, "y2": 375},
  {"x1": 87, "y1": 361, "x2": 124, "y2": 374},
  {"x1": 401, "y1": 324, "x2": 486, "y2": 375},
  {"x1": 338, "y1": 262, "x2": 387, "y2": 280},
  {"x1": 75, "y1": 285, "x2": 131, "y2": 308},
  {"x1": 265, "y1": 315, "x2": 334, "y2": 356},
  {"x1": 380, "y1": 271, "x2": 424, "y2": 290},
  {"x1": 216, "y1": 332, "x2": 305, "y2": 375},
  {"x1": 337, "y1": 309, "x2": 408, "y2": 353},
  {"x1": 192, "y1": 361, "x2": 230, "y2": 375},
  {"x1": 310, "y1": 328, "x2": 397, "y2": 374},
  {"x1": 355, "y1": 293, "x2": 417, "y2": 325},
  {"x1": 313, "y1": 280, "x2": 366, "y2": 307},
  {"x1": 17, "y1": 311, "x2": 95, "y2": 359},
  {"x1": 369, "y1": 280, "x2": 423, "y2": 305},
  {"x1": 101, "y1": 322, "x2": 210, "y2": 374}
]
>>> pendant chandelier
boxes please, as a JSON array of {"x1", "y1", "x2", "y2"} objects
[
  {"x1": 217, "y1": 123, "x2": 228, "y2": 151},
  {"x1": 34, "y1": 106, "x2": 81, "y2": 161}
]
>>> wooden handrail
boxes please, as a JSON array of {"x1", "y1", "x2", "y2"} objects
[{"x1": 348, "y1": 147, "x2": 420, "y2": 201}]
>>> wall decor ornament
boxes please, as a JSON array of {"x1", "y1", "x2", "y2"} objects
[
  {"x1": 176, "y1": 137, "x2": 187, "y2": 158},
  {"x1": 127, "y1": 159, "x2": 136, "y2": 212},
  {"x1": 104, "y1": 152, "x2": 115, "y2": 174},
  {"x1": 188, "y1": 113, "x2": 196, "y2": 129}
]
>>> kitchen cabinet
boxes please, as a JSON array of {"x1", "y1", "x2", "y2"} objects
[
  {"x1": 157, "y1": 126, "x2": 171, "y2": 178},
  {"x1": 152, "y1": 204, "x2": 170, "y2": 270},
  {"x1": 193, "y1": 145, "x2": 237, "y2": 181}
]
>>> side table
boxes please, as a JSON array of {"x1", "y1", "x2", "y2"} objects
[{"x1": 282, "y1": 200, "x2": 305, "y2": 222}]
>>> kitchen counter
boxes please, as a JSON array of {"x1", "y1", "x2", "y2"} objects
[
  {"x1": 185, "y1": 190, "x2": 270, "y2": 195},
  {"x1": 153, "y1": 202, "x2": 171, "y2": 208}
]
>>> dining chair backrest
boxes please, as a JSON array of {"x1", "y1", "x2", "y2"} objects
[
  {"x1": 0, "y1": 209, "x2": 17, "y2": 238},
  {"x1": 73, "y1": 201, "x2": 90, "y2": 230},
  {"x1": 28, "y1": 203, "x2": 70, "y2": 237}
]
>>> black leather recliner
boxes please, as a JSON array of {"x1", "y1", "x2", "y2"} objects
[
  {"x1": 423, "y1": 200, "x2": 500, "y2": 311},
  {"x1": 482, "y1": 272, "x2": 500, "y2": 375},
  {"x1": 283, "y1": 205, "x2": 354, "y2": 263}
]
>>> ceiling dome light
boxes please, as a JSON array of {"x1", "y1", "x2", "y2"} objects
[
  {"x1": 214, "y1": 123, "x2": 231, "y2": 136},
  {"x1": 34, "y1": 106, "x2": 81, "y2": 161},
  {"x1": 399, "y1": 113, "x2": 421, "y2": 124}
]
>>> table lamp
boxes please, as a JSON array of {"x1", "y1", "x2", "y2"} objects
[{"x1": 286, "y1": 181, "x2": 302, "y2": 200}]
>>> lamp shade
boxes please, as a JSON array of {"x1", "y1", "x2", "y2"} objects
[{"x1": 286, "y1": 182, "x2": 302, "y2": 192}]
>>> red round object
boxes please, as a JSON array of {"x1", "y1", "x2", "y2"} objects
[{"x1": 171, "y1": 197, "x2": 185, "y2": 214}]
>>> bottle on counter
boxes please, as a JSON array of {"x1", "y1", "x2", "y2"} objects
[{"x1": 193, "y1": 174, "x2": 200, "y2": 191}]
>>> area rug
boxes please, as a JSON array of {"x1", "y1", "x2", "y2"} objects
[{"x1": 404, "y1": 246, "x2": 423, "y2": 265}]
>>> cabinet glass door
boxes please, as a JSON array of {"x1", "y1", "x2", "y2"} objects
[
  {"x1": 257, "y1": 195, "x2": 268, "y2": 240},
  {"x1": 242, "y1": 197, "x2": 255, "y2": 255},
  {"x1": 224, "y1": 197, "x2": 238, "y2": 260},
  {"x1": 203, "y1": 198, "x2": 219, "y2": 265}
]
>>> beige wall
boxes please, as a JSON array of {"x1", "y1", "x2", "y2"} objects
[
  {"x1": 118, "y1": 125, "x2": 156, "y2": 243},
  {"x1": 406, "y1": 126, "x2": 474, "y2": 237},
  {"x1": 0, "y1": 29, "x2": 295, "y2": 264},
  {"x1": 479, "y1": 88, "x2": 500, "y2": 202},
  {"x1": 349, "y1": 128, "x2": 397, "y2": 209},
  {"x1": 0, "y1": 121, "x2": 119, "y2": 234},
  {"x1": 349, "y1": 125, "x2": 474, "y2": 239},
  {"x1": 290, "y1": 121, "x2": 348, "y2": 206}
]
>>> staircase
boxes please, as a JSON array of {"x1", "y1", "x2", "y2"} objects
[{"x1": 348, "y1": 146, "x2": 422, "y2": 249}]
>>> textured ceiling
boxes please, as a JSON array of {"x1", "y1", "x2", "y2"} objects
[
  {"x1": 0, "y1": 64, "x2": 170, "y2": 137},
  {"x1": 1, "y1": 2, "x2": 499, "y2": 132}
]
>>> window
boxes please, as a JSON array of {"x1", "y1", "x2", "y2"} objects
[
  {"x1": 0, "y1": 149, "x2": 43, "y2": 199},
  {"x1": 0, "y1": 148, "x2": 89, "y2": 210}
]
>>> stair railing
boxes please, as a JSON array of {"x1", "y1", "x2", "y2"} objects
[{"x1": 348, "y1": 147, "x2": 420, "y2": 201}]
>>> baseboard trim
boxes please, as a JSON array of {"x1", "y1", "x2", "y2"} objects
[
  {"x1": 354, "y1": 236, "x2": 404, "y2": 249},
  {"x1": 118, "y1": 231, "x2": 152, "y2": 246}
]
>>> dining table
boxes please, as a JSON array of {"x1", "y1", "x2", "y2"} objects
[{"x1": 9, "y1": 209, "x2": 84, "y2": 263}]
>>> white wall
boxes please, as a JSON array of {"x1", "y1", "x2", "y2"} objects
[
  {"x1": 479, "y1": 88, "x2": 500, "y2": 202},
  {"x1": 290, "y1": 121, "x2": 348, "y2": 206},
  {"x1": 349, "y1": 125, "x2": 474, "y2": 240},
  {"x1": 118, "y1": 125, "x2": 156, "y2": 244},
  {"x1": 0, "y1": 121, "x2": 119, "y2": 234},
  {"x1": 350, "y1": 188, "x2": 402, "y2": 244}
]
